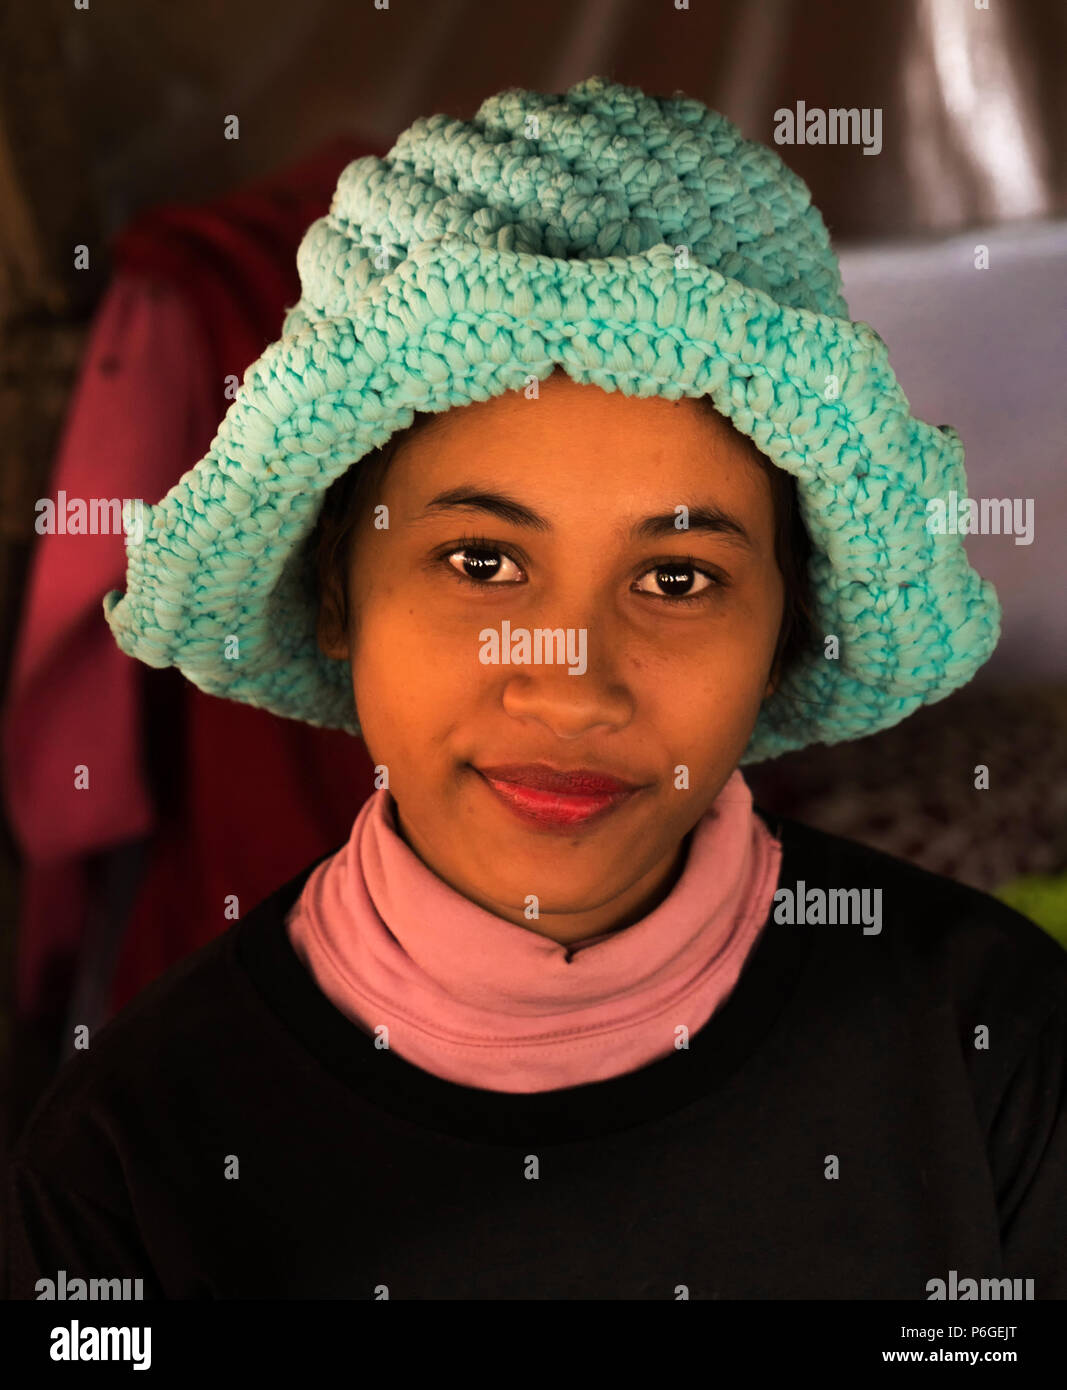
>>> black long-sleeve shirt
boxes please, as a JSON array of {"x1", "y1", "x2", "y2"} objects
[{"x1": 4, "y1": 813, "x2": 1066, "y2": 1299}]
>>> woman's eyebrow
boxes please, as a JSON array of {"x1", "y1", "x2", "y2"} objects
[{"x1": 417, "y1": 487, "x2": 755, "y2": 548}]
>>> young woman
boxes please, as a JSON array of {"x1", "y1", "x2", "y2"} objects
[{"x1": 6, "y1": 76, "x2": 1065, "y2": 1301}]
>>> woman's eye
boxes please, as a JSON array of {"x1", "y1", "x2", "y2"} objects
[
  {"x1": 441, "y1": 545, "x2": 721, "y2": 603},
  {"x1": 446, "y1": 546, "x2": 523, "y2": 584},
  {"x1": 633, "y1": 563, "x2": 717, "y2": 601}
]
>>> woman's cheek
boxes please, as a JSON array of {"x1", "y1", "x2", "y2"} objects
[{"x1": 358, "y1": 595, "x2": 475, "y2": 702}]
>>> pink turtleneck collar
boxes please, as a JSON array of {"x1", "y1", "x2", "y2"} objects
[{"x1": 285, "y1": 769, "x2": 782, "y2": 1093}]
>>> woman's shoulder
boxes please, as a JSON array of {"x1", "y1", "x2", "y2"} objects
[
  {"x1": 8, "y1": 926, "x2": 242, "y2": 1169},
  {"x1": 8, "y1": 844, "x2": 328, "y2": 1172},
  {"x1": 10, "y1": 842, "x2": 341, "y2": 1167},
  {"x1": 768, "y1": 808, "x2": 1067, "y2": 1031}
]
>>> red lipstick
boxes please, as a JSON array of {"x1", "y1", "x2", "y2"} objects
[{"x1": 474, "y1": 763, "x2": 643, "y2": 832}]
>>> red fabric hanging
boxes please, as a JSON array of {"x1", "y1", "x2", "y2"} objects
[{"x1": 2, "y1": 135, "x2": 383, "y2": 1023}]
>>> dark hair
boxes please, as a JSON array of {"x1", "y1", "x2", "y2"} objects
[{"x1": 311, "y1": 399, "x2": 819, "y2": 690}]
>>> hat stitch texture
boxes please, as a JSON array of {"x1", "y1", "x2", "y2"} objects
[{"x1": 103, "y1": 75, "x2": 1000, "y2": 764}]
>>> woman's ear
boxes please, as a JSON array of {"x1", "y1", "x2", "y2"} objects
[
  {"x1": 316, "y1": 576, "x2": 350, "y2": 660},
  {"x1": 763, "y1": 649, "x2": 782, "y2": 702}
]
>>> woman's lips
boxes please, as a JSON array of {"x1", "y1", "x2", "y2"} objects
[{"x1": 473, "y1": 764, "x2": 642, "y2": 831}]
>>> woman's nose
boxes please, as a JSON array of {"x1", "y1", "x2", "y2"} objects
[{"x1": 495, "y1": 620, "x2": 635, "y2": 738}]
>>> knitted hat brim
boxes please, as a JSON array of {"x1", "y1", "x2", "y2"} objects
[{"x1": 102, "y1": 235, "x2": 1000, "y2": 764}]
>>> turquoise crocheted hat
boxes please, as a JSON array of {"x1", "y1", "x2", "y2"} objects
[{"x1": 102, "y1": 75, "x2": 1000, "y2": 764}]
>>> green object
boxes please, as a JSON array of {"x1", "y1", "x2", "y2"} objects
[
  {"x1": 102, "y1": 76, "x2": 1000, "y2": 763},
  {"x1": 995, "y1": 872, "x2": 1067, "y2": 949}
]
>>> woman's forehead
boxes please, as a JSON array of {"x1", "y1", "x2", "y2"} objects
[{"x1": 392, "y1": 383, "x2": 761, "y2": 469}]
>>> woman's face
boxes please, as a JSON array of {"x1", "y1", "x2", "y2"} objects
[{"x1": 318, "y1": 373, "x2": 785, "y2": 944}]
